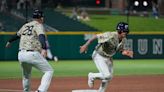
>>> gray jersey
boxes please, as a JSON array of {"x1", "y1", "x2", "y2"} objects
[
  {"x1": 17, "y1": 20, "x2": 45, "y2": 51},
  {"x1": 96, "y1": 32, "x2": 126, "y2": 57}
]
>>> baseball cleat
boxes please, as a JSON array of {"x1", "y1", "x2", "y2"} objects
[
  {"x1": 53, "y1": 56, "x2": 58, "y2": 62},
  {"x1": 88, "y1": 72, "x2": 94, "y2": 88}
]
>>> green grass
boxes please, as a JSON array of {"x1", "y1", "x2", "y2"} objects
[
  {"x1": 82, "y1": 15, "x2": 164, "y2": 32},
  {"x1": 0, "y1": 59, "x2": 164, "y2": 79},
  {"x1": 114, "y1": 59, "x2": 164, "y2": 75}
]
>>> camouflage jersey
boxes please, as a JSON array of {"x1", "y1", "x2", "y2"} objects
[
  {"x1": 17, "y1": 20, "x2": 45, "y2": 51},
  {"x1": 95, "y1": 32, "x2": 127, "y2": 57}
]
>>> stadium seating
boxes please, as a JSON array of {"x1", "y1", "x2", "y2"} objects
[
  {"x1": 0, "y1": 8, "x2": 98, "y2": 32},
  {"x1": 44, "y1": 9, "x2": 98, "y2": 31},
  {"x1": 0, "y1": 12, "x2": 25, "y2": 32}
]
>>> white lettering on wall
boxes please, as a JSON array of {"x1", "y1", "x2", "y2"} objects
[
  {"x1": 138, "y1": 39, "x2": 148, "y2": 55},
  {"x1": 153, "y1": 39, "x2": 163, "y2": 54},
  {"x1": 125, "y1": 39, "x2": 133, "y2": 50}
]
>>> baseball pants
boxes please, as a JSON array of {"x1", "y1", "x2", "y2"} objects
[
  {"x1": 18, "y1": 50, "x2": 54, "y2": 92},
  {"x1": 91, "y1": 51, "x2": 113, "y2": 92}
]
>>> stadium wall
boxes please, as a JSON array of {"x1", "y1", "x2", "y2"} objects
[{"x1": 0, "y1": 32, "x2": 164, "y2": 61}]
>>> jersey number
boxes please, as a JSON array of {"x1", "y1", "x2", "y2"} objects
[{"x1": 22, "y1": 26, "x2": 34, "y2": 35}]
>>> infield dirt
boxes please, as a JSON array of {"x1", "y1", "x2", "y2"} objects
[{"x1": 0, "y1": 75, "x2": 164, "y2": 92}]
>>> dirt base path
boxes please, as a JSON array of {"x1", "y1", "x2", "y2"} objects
[{"x1": 0, "y1": 75, "x2": 164, "y2": 92}]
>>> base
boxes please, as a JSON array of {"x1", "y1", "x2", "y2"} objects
[{"x1": 72, "y1": 89, "x2": 98, "y2": 92}]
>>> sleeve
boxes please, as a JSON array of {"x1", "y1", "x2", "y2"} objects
[
  {"x1": 36, "y1": 24, "x2": 47, "y2": 49},
  {"x1": 35, "y1": 24, "x2": 45, "y2": 35},
  {"x1": 39, "y1": 34, "x2": 47, "y2": 49},
  {"x1": 45, "y1": 40, "x2": 50, "y2": 48},
  {"x1": 118, "y1": 38, "x2": 127, "y2": 52},
  {"x1": 97, "y1": 32, "x2": 111, "y2": 43}
]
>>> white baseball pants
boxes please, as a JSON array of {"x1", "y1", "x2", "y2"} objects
[
  {"x1": 18, "y1": 50, "x2": 54, "y2": 92},
  {"x1": 91, "y1": 51, "x2": 113, "y2": 92}
]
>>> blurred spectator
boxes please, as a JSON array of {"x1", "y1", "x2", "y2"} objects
[
  {"x1": 17, "y1": 0, "x2": 25, "y2": 10},
  {"x1": 56, "y1": 2, "x2": 62, "y2": 9},
  {"x1": 0, "y1": 0, "x2": 8, "y2": 12},
  {"x1": 17, "y1": 0, "x2": 33, "y2": 10},
  {"x1": 34, "y1": 0, "x2": 41, "y2": 9},
  {"x1": 152, "y1": 1, "x2": 159, "y2": 19},
  {"x1": 79, "y1": 8, "x2": 90, "y2": 21},
  {"x1": 70, "y1": 7, "x2": 79, "y2": 20},
  {"x1": 0, "y1": 22, "x2": 5, "y2": 31}
]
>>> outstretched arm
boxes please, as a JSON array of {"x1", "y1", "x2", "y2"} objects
[
  {"x1": 5, "y1": 34, "x2": 20, "y2": 48},
  {"x1": 80, "y1": 35, "x2": 97, "y2": 53},
  {"x1": 122, "y1": 49, "x2": 134, "y2": 58}
]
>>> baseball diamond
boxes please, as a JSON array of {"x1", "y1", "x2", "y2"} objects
[
  {"x1": 0, "y1": 76, "x2": 164, "y2": 92},
  {"x1": 1, "y1": 1, "x2": 164, "y2": 92}
]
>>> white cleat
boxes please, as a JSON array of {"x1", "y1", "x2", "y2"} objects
[
  {"x1": 53, "y1": 56, "x2": 58, "y2": 62},
  {"x1": 88, "y1": 72, "x2": 94, "y2": 88}
]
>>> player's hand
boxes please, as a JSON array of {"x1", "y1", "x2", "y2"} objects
[
  {"x1": 5, "y1": 42, "x2": 11, "y2": 48},
  {"x1": 122, "y1": 50, "x2": 133, "y2": 58},
  {"x1": 80, "y1": 45, "x2": 88, "y2": 54},
  {"x1": 41, "y1": 49, "x2": 47, "y2": 58}
]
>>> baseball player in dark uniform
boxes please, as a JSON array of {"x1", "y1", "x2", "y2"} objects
[
  {"x1": 6, "y1": 9, "x2": 54, "y2": 92},
  {"x1": 80, "y1": 22, "x2": 133, "y2": 92}
]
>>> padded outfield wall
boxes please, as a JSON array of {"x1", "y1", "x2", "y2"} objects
[{"x1": 0, "y1": 32, "x2": 164, "y2": 60}]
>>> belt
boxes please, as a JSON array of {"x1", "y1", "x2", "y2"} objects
[
  {"x1": 19, "y1": 50, "x2": 34, "y2": 52},
  {"x1": 95, "y1": 50, "x2": 112, "y2": 58}
]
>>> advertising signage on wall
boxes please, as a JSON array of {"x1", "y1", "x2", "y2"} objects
[
  {"x1": 125, "y1": 38, "x2": 163, "y2": 55},
  {"x1": 123, "y1": 35, "x2": 163, "y2": 59},
  {"x1": 1, "y1": 34, "x2": 164, "y2": 60}
]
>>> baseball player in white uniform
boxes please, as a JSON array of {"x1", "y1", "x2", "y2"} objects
[
  {"x1": 80, "y1": 22, "x2": 133, "y2": 92},
  {"x1": 6, "y1": 9, "x2": 54, "y2": 92}
]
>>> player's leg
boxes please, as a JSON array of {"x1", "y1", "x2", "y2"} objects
[
  {"x1": 98, "y1": 59, "x2": 113, "y2": 92},
  {"x1": 88, "y1": 51, "x2": 113, "y2": 90},
  {"x1": 33, "y1": 51, "x2": 54, "y2": 92},
  {"x1": 18, "y1": 51, "x2": 33, "y2": 92},
  {"x1": 98, "y1": 79, "x2": 109, "y2": 92},
  {"x1": 91, "y1": 51, "x2": 112, "y2": 79},
  {"x1": 21, "y1": 62, "x2": 32, "y2": 92}
]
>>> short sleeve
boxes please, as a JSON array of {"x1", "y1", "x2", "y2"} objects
[
  {"x1": 97, "y1": 32, "x2": 111, "y2": 43},
  {"x1": 118, "y1": 38, "x2": 127, "y2": 52},
  {"x1": 35, "y1": 24, "x2": 45, "y2": 35}
]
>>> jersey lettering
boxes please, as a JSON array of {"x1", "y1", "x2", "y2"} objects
[{"x1": 22, "y1": 26, "x2": 34, "y2": 35}]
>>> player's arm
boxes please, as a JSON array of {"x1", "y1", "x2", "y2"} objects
[
  {"x1": 6, "y1": 25, "x2": 24, "y2": 48},
  {"x1": 5, "y1": 33, "x2": 20, "y2": 48},
  {"x1": 36, "y1": 24, "x2": 48, "y2": 57},
  {"x1": 118, "y1": 38, "x2": 133, "y2": 58},
  {"x1": 121, "y1": 49, "x2": 134, "y2": 58},
  {"x1": 39, "y1": 34, "x2": 47, "y2": 58},
  {"x1": 80, "y1": 35, "x2": 97, "y2": 53},
  {"x1": 39, "y1": 34, "x2": 47, "y2": 50}
]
